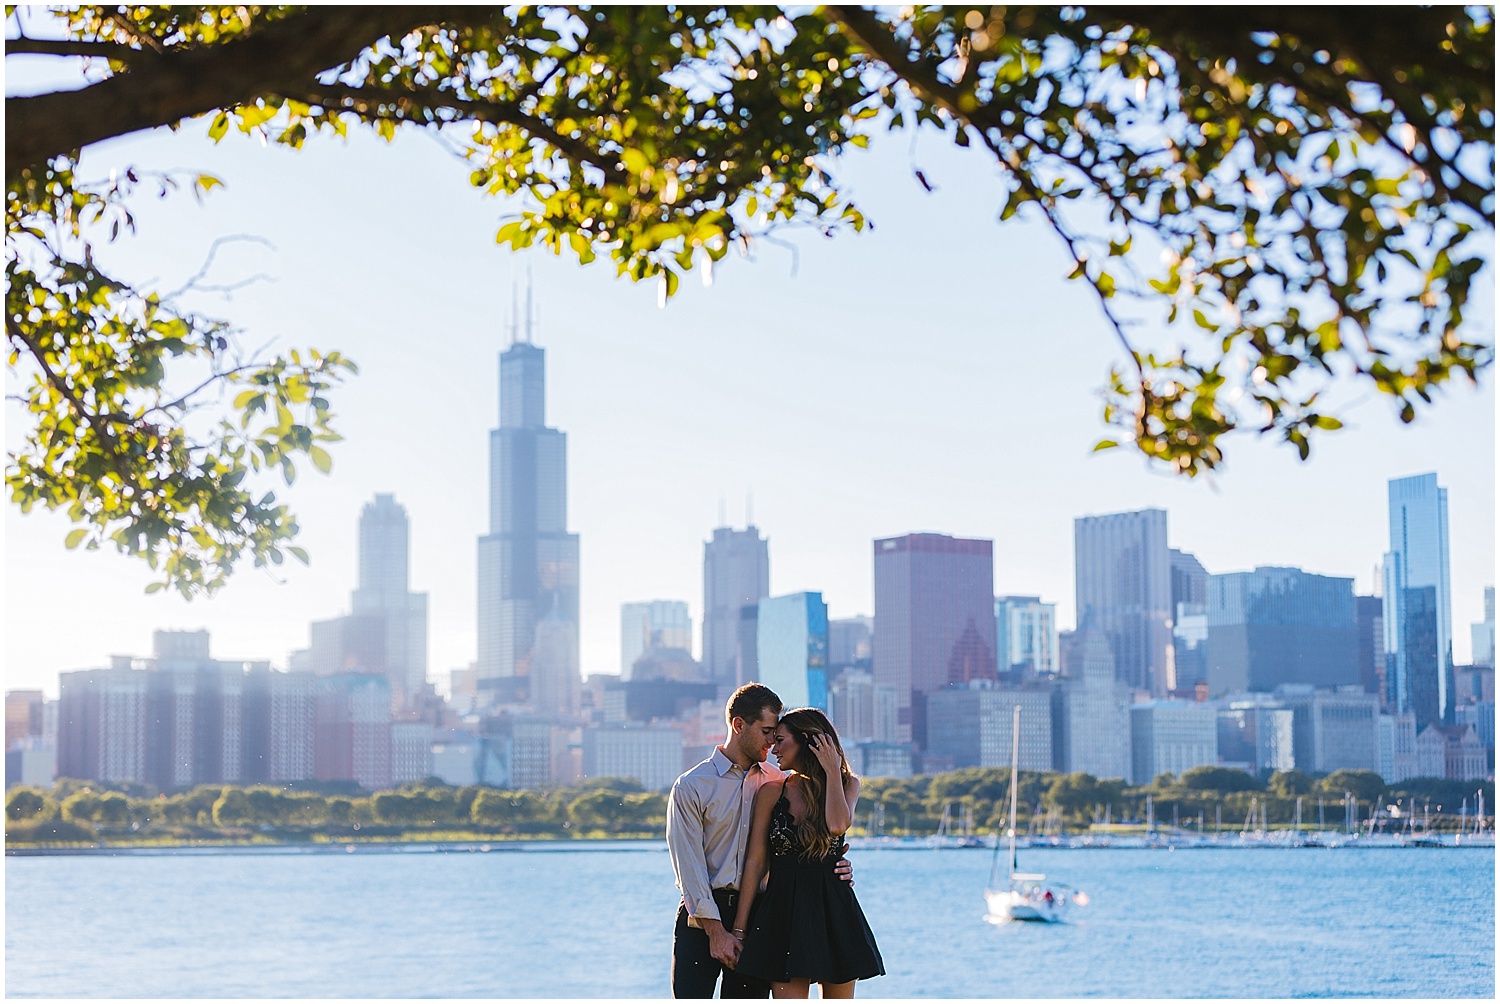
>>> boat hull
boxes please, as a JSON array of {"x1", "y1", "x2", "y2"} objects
[{"x1": 985, "y1": 887, "x2": 1066, "y2": 924}]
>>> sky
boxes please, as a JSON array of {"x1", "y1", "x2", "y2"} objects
[{"x1": 5, "y1": 53, "x2": 1495, "y2": 699}]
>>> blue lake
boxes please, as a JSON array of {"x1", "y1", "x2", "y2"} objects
[{"x1": 4, "y1": 844, "x2": 1494, "y2": 998}]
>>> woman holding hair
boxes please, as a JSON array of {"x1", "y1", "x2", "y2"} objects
[{"x1": 731, "y1": 708, "x2": 884, "y2": 998}]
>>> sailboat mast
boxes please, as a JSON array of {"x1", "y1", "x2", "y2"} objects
[{"x1": 1008, "y1": 703, "x2": 1021, "y2": 879}]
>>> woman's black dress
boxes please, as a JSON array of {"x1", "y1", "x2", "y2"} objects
[{"x1": 736, "y1": 782, "x2": 884, "y2": 985}]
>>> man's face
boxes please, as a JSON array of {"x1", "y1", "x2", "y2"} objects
[{"x1": 733, "y1": 708, "x2": 780, "y2": 763}]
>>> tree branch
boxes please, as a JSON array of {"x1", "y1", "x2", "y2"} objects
[
  {"x1": 5, "y1": 6, "x2": 478, "y2": 182},
  {"x1": 4, "y1": 37, "x2": 146, "y2": 61}
]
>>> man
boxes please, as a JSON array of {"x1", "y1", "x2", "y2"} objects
[{"x1": 666, "y1": 683, "x2": 852, "y2": 998}]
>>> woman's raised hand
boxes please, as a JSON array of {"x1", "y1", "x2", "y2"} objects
[{"x1": 807, "y1": 733, "x2": 842, "y2": 775}]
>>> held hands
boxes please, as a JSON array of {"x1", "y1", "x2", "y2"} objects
[
  {"x1": 807, "y1": 732, "x2": 842, "y2": 776},
  {"x1": 709, "y1": 925, "x2": 742, "y2": 969}
]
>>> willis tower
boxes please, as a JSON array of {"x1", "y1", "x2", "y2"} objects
[{"x1": 476, "y1": 291, "x2": 580, "y2": 717}]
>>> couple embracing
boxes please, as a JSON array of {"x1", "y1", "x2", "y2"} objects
[{"x1": 667, "y1": 683, "x2": 885, "y2": 999}]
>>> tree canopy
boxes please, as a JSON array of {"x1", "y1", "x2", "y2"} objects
[{"x1": 6, "y1": 6, "x2": 1493, "y2": 593}]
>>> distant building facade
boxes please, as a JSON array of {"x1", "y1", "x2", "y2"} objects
[
  {"x1": 1170, "y1": 549, "x2": 1210, "y2": 691},
  {"x1": 1415, "y1": 724, "x2": 1487, "y2": 780},
  {"x1": 702, "y1": 525, "x2": 770, "y2": 689},
  {"x1": 1074, "y1": 509, "x2": 1173, "y2": 697},
  {"x1": 620, "y1": 600, "x2": 694, "y2": 677},
  {"x1": 1129, "y1": 701, "x2": 1217, "y2": 784},
  {"x1": 1052, "y1": 628, "x2": 1131, "y2": 780},
  {"x1": 1383, "y1": 473, "x2": 1454, "y2": 729},
  {"x1": 582, "y1": 725, "x2": 684, "y2": 790},
  {"x1": 757, "y1": 592, "x2": 830, "y2": 711},
  {"x1": 994, "y1": 596, "x2": 1059, "y2": 680},
  {"x1": 1277, "y1": 686, "x2": 1380, "y2": 775},
  {"x1": 926, "y1": 683, "x2": 1053, "y2": 772},
  {"x1": 476, "y1": 336, "x2": 581, "y2": 716},
  {"x1": 1216, "y1": 700, "x2": 1295, "y2": 776},
  {"x1": 1206, "y1": 567, "x2": 1358, "y2": 695},
  {"x1": 873, "y1": 532, "x2": 996, "y2": 747}
]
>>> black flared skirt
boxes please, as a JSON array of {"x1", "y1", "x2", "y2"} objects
[{"x1": 735, "y1": 854, "x2": 885, "y2": 985}]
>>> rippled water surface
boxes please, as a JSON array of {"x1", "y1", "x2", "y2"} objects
[{"x1": 5, "y1": 844, "x2": 1493, "y2": 997}]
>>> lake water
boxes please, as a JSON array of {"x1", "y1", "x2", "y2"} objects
[{"x1": 4, "y1": 844, "x2": 1494, "y2": 998}]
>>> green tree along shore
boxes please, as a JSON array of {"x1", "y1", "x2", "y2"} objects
[{"x1": 6, "y1": 769, "x2": 1492, "y2": 847}]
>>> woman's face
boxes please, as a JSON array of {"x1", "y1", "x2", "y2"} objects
[{"x1": 770, "y1": 724, "x2": 803, "y2": 768}]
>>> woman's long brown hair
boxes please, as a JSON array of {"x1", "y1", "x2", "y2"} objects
[{"x1": 779, "y1": 708, "x2": 855, "y2": 860}]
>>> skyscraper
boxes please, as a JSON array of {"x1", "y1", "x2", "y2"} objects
[
  {"x1": 1054, "y1": 626, "x2": 1132, "y2": 780},
  {"x1": 702, "y1": 525, "x2": 770, "y2": 688},
  {"x1": 994, "y1": 595, "x2": 1059, "y2": 679},
  {"x1": 1169, "y1": 549, "x2": 1210, "y2": 691},
  {"x1": 1074, "y1": 509, "x2": 1173, "y2": 696},
  {"x1": 476, "y1": 324, "x2": 581, "y2": 716},
  {"x1": 1383, "y1": 473, "x2": 1453, "y2": 728},
  {"x1": 1205, "y1": 566, "x2": 1359, "y2": 695},
  {"x1": 351, "y1": 494, "x2": 429, "y2": 708},
  {"x1": 756, "y1": 591, "x2": 829, "y2": 711},
  {"x1": 873, "y1": 532, "x2": 996, "y2": 747}
]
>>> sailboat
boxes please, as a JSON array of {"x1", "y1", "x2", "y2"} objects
[{"x1": 983, "y1": 704, "x2": 1087, "y2": 923}]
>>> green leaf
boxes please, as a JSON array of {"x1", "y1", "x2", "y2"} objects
[
  {"x1": 309, "y1": 446, "x2": 332, "y2": 474},
  {"x1": 207, "y1": 111, "x2": 230, "y2": 142},
  {"x1": 65, "y1": 528, "x2": 88, "y2": 549}
]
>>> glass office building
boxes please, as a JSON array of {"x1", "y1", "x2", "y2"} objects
[
  {"x1": 1383, "y1": 473, "x2": 1453, "y2": 729},
  {"x1": 756, "y1": 592, "x2": 829, "y2": 712}
]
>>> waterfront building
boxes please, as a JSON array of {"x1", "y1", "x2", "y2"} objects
[
  {"x1": 925, "y1": 682, "x2": 1054, "y2": 771},
  {"x1": 57, "y1": 662, "x2": 148, "y2": 785},
  {"x1": 1453, "y1": 701, "x2": 1495, "y2": 770},
  {"x1": 1170, "y1": 549, "x2": 1210, "y2": 691},
  {"x1": 1053, "y1": 627, "x2": 1132, "y2": 780},
  {"x1": 1471, "y1": 586, "x2": 1495, "y2": 668},
  {"x1": 1415, "y1": 723, "x2": 1487, "y2": 780},
  {"x1": 476, "y1": 329, "x2": 582, "y2": 715},
  {"x1": 828, "y1": 668, "x2": 900, "y2": 744},
  {"x1": 1383, "y1": 473, "x2": 1454, "y2": 729},
  {"x1": 1215, "y1": 699, "x2": 1295, "y2": 775},
  {"x1": 241, "y1": 666, "x2": 316, "y2": 784},
  {"x1": 994, "y1": 596, "x2": 1059, "y2": 680},
  {"x1": 5, "y1": 738, "x2": 55, "y2": 789},
  {"x1": 844, "y1": 741, "x2": 914, "y2": 779},
  {"x1": 1355, "y1": 595, "x2": 1386, "y2": 698},
  {"x1": 757, "y1": 592, "x2": 830, "y2": 711},
  {"x1": 702, "y1": 524, "x2": 771, "y2": 689},
  {"x1": 873, "y1": 532, "x2": 997, "y2": 747},
  {"x1": 1376, "y1": 711, "x2": 1419, "y2": 783},
  {"x1": 1276, "y1": 685, "x2": 1379, "y2": 775},
  {"x1": 314, "y1": 673, "x2": 392, "y2": 791},
  {"x1": 1074, "y1": 509, "x2": 1173, "y2": 696},
  {"x1": 620, "y1": 600, "x2": 693, "y2": 677},
  {"x1": 582, "y1": 724, "x2": 685, "y2": 790},
  {"x1": 1128, "y1": 700, "x2": 1217, "y2": 784},
  {"x1": 430, "y1": 730, "x2": 482, "y2": 787},
  {"x1": 505, "y1": 718, "x2": 577, "y2": 789},
  {"x1": 390, "y1": 722, "x2": 435, "y2": 785},
  {"x1": 1206, "y1": 567, "x2": 1359, "y2": 695}
]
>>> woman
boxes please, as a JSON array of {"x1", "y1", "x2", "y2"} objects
[{"x1": 731, "y1": 708, "x2": 884, "y2": 998}]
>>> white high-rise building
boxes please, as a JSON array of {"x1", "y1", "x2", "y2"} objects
[
  {"x1": 994, "y1": 595, "x2": 1059, "y2": 678},
  {"x1": 1074, "y1": 509, "x2": 1173, "y2": 697},
  {"x1": 1054, "y1": 628, "x2": 1131, "y2": 780},
  {"x1": 351, "y1": 494, "x2": 429, "y2": 709}
]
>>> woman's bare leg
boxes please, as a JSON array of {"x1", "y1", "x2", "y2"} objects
[
  {"x1": 771, "y1": 978, "x2": 812, "y2": 998},
  {"x1": 820, "y1": 980, "x2": 857, "y2": 998}
]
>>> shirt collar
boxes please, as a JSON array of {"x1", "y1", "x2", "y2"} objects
[{"x1": 711, "y1": 745, "x2": 763, "y2": 777}]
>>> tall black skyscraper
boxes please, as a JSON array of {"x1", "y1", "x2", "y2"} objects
[
  {"x1": 702, "y1": 525, "x2": 769, "y2": 688},
  {"x1": 476, "y1": 304, "x2": 580, "y2": 716}
]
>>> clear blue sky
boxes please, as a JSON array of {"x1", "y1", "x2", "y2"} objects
[{"x1": 4, "y1": 71, "x2": 1495, "y2": 697}]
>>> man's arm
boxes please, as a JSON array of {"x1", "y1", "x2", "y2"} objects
[
  {"x1": 666, "y1": 777, "x2": 740, "y2": 967},
  {"x1": 666, "y1": 777, "x2": 719, "y2": 924}
]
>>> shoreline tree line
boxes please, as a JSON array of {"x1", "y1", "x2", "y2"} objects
[{"x1": 6, "y1": 767, "x2": 1491, "y2": 846}]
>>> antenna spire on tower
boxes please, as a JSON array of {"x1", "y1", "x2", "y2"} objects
[
  {"x1": 525, "y1": 265, "x2": 535, "y2": 343},
  {"x1": 508, "y1": 279, "x2": 519, "y2": 346},
  {"x1": 746, "y1": 491, "x2": 754, "y2": 528}
]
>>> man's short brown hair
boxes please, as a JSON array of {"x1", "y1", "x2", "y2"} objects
[{"x1": 726, "y1": 682, "x2": 782, "y2": 726}]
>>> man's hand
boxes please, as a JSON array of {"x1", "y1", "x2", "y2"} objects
[
  {"x1": 705, "y1": 921, "x2": 742, "y2": 968},
  {"x1": 835, "y1": 856, "x2": 854, "y2": 886}
]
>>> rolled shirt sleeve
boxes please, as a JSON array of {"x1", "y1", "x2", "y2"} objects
[{"x1": 667, "y1": 776, "x2": 720, "y2": 925}]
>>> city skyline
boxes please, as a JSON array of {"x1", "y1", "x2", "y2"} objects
[{"x1": 2, "y1": 115, "x2": 1493, "y2": 697}]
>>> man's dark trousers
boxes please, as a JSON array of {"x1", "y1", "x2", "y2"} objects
[{"x1": 671, "y1": 889, "x2": 771, "y2": 999}]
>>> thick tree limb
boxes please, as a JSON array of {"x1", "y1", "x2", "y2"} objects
[
  {"x1": 5, "y1": 6, "x2": 473, "y2": 181},
  {"x1": 5, "y1": 36, "x2": 145, "y2": 60}
]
